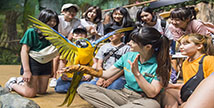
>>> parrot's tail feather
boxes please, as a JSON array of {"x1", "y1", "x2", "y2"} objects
[
  {"x1": 67, "y1": 90, "x2": 77, "y2": 106},
  {"x1": 58, "y1": 90, "x2": 71, "y2": 107},
  {"x1": 59, "y1": 72, "x2": 84, "y2": 107}
]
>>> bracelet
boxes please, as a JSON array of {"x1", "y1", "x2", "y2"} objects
[{"x1": 135, "y1": 72, "x2": 141, "y2": 77}]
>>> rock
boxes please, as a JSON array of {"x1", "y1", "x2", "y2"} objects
[
  {"x1": 0, "y1": 101, "x2": 2, "y2": 108},
  {"x1": 0, "y1": 87, "x2": 40, "y2": 108},
  {"x1": 196, "y1": 2, "x2": 214, "y2": 23}
]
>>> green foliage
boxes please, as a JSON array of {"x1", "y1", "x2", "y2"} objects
[
  {"x1": 63, "y1": 0, "x2": 129, "y2": 10},
  {"x1": 0, "y1": 0, "x2": 25, "y2": 13},
  {"x1": 39, "y1": 0, "x2": 63, "y2": 14},
  {"x1": 22, "y1": 0, "x2": 39, "y2": 32},
  {"x1": 0, "y1": 48, "x2": 20, "y2": 65},
  {"x1": 0, "y1": 15, "x2": 5, "y2": 35}
]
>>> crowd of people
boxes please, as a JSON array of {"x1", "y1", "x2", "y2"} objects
[{"x1": 4, "y1": 3, "x2": 214, "y2": 108}]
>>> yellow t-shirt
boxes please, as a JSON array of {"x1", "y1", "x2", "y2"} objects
[{"x1": 182, "y1": 55, "x2": 214, "y2": 83}]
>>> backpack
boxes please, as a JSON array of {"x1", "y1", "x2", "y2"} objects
[{"x1": 161, "y1": 19, "x2": 166, "y2": 31}]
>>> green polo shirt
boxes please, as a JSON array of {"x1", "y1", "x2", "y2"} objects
[
  {"x1": 20, "y1": 28, "x2": 51, "y2": 51},
  {"x1": 114, "y1": 52, "x2": 159, "y2": 92}
]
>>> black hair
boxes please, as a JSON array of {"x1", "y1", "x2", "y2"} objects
[
  {"x1": 38, "y1": 9, "x2": 59, "y2": 31},
  {"x1": 130, "y1": 27, "x2": 171, "y2": 87},
  {"x1": 73, "y1": 28, "x2": 87, "y2": 36},
  {"x1": 83, "y1": 6, "x2": 102, "y2": 24},
  {"x1": 170, "y1": 7, "x2": 197, "y2": 21},
  {"x1": 110, "y1": 7, "x2": 134, "y2": 27},
  {"x1": 136, "y1": 7, "x2": 157, "y2": 24}
]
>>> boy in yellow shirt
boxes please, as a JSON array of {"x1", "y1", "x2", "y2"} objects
[{"x1": 55, "y1": 27, "x2": 91, "y2": 93}]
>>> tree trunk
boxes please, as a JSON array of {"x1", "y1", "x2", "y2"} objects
[{"x1": 0, "y1": 11, "x2": 20, "y2": 49}]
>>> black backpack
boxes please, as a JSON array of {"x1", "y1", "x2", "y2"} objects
[{"x1": 161, "y1": 19, "x2": 166, "y2": 31}]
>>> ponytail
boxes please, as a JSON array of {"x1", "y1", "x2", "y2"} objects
[
  {"x1": 155, "y1": 35, "x2": 171, "y2": 87},
  {"x1": 204, "y1": 35, "x2": 214, "y2": 55}
]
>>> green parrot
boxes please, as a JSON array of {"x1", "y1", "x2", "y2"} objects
[{"x1": 28, "y1": 15, "x2": 134, "y2": 107}]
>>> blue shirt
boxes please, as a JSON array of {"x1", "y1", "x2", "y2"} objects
[{"x1": 114, "y1": 52, "x2": 159, "y2": 92}]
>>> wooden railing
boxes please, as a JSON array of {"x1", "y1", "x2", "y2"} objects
[{"x1": 102, "y1": 0, "x2": 157, "y2": 12}]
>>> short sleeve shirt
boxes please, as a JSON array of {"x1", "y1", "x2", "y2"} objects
[
  {"x1": 19, "y1": 28, "x2": 51, "y2": 51},
  {"x1": 182, "y1": 55, "x2": 214, "y2": 83},
  {"x1": 58, "y1": 15, "x2": 81, "y2": 37},
  {"x1": 169, "y1": 20, "x2": 211, "y2": 41},
  {"x1": 114, "y1": 52, "x2": 159, "y2": 92},
  {"x1": 95, "y1": 43, "x2": 130, "y2": 70}
]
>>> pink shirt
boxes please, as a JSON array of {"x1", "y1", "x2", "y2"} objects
[{"x1": 169, "y1": 20, "x2": 211, "y2": 41}]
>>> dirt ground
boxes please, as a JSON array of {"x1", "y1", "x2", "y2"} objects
[{"x1": 0, "y1": 65, "x2": 93, "y2": 108}]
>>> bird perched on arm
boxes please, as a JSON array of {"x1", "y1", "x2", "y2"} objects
[{"x1": 28, "y1": 15, "x2": 134, "y2": 106}]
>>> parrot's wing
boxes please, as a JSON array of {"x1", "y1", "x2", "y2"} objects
[
  {"x1": 92, "y1": 27, "x2": 134, "y2": 46},
  {"x1": 28, "y1": 15, "x2": 78, "y2": 62},
  {"x1": 58, "y1": 72, "x2": 84, "y2": 107}
]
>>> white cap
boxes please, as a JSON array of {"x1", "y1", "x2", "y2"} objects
[{"x1": 61, "y1": 3, "x2": 79, "y2": 12}]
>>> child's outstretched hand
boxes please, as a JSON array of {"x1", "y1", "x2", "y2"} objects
[{"x1": 57, "y1": 67, "x2": 73, "y2": 74}]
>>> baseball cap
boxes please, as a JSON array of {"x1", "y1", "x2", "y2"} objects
[{"x1": 61, "y1": 3, "x2": 79, "y2": 12}]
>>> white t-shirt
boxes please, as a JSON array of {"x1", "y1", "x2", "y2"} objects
[
  {"x1": 143, "y1": 19, "x2": 173, "y2": 40},
  {"x1": 58, "y1": 15, "x2": 81, "y2": 37}
]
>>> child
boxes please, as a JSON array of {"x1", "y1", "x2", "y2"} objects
[
  {"x1": 58, "y1": 3, "x2": 81, "y2": 38},
  {"x1": 63, "y1": 27, "x2": 171, "y2": 107},
  {"x1": 136, "y1": 7, "x2": 173, "y2": 40},
  {"x1": 81, "y1": 6, "x2": 104, "y2": 42},
  {"x1": 162, "y1": 34, "x2": 214, "y2": 108},
  {"x1": 88, "y1": 25, "x2": 130, "y2": 89},
  {"x1": 106, "y1": 7, "x2": 134, "y2": 43},
  {"x1": 49, "y1": 3, "x2": 82, "y2": 87},
  {"x1": 169, "y1": 7, "x2": 213, "y2": 41},
  {"x1": 54, "y1": 27, "x2": 91, "y2": 93},
  {"x1": 5, "y1": 9, "x2": 59, "y2": 97}
]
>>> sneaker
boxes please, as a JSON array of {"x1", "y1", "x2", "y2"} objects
[
  {"x1": 5, "y1": 77, "x2": 17, "y2": 91},
  {"x1": 17, "y1": 77, "x2": 24, "y2": 86},
  {"x1": 49, "y1": 78, "x2": 57, "y2": 88}
]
